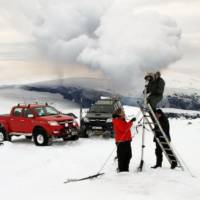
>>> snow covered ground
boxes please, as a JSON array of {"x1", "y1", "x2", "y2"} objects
[{"x1": 0, "y1": 89, "x2": 200, "y2": 200}]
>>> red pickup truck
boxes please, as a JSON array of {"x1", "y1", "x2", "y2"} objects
[{"x1": 0, "y1": 104, "x2": 79, "y2": 146}]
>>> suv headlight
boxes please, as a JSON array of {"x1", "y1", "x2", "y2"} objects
[
  {"x1": 72, "y1": 119, "x2": 78, "y2": 126},
  {"x1": 48, "y1": 121, "x2": 59, "y2": 126},
  {"x1": 83, "y1": 117, "x2": 89, "y2": 123},
  {"x1": 106, "y1": 118, "x2": 112, "y2": 123}
]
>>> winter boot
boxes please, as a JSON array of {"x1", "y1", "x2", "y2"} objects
[
  {"x1": 151, "y1": 163, "x2": 162, "y2": 169},
  {"x1": 151, "y1": 162, "x2": 162, "y2": 169},
  {"x1": 171, "y1": 161, "x2": 177, "y2": 169}
]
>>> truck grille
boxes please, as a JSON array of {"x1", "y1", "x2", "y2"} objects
[
  {"x1": 58, "y1": 120, "x2": 73, "y2": 125},
  {"x1": 89, "y1": 119, "x2": 106, "y2": 122}
]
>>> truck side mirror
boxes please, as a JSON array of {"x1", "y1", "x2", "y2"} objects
[{"x1": 28, "y1": 114, "x2": 34, "y2": 118}]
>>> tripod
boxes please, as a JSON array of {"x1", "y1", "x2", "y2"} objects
[{"x1": 137, "y1": 85, "x2": 149, "y2": 171}]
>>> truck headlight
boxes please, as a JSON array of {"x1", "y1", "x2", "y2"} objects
[
  {"x1": 48, "y1": 121, "x2": 59, "y2": 126},
  {"x1": 71, "y1": 119, "x2": 78, "y2": 126},
  {"x1": 83, "y1": 117, "x2": 89, "y2": 123},
  {"x1": 72, "y1": 121, "x2": 77, "y2": 126},
  {"x1": 106, "y1": 118, "x2": 112, "y2": 123}
]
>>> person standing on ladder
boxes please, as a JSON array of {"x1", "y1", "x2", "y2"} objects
[
  {"x1": 151, "y1": 109, "x2": 178, "y2": 169},
  {"x1": 145, "y1": 71, "x2": 165, "y2": 111},
  {"x1": 112, "y1": 108, "x2": 135, "y2": 172}
]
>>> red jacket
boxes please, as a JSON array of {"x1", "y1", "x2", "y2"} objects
[{"x1": 112, "y1": 118, "x2": 133, "y2": 143}]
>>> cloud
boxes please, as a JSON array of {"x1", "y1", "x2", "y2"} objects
[
  {"x1": 0, "y1": 0, "x2": 182, "y2": 94},
  {"x1": 78, "y1": 3, "x2": 182, "y2": 92}
]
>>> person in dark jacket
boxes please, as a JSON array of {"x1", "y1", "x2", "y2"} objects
[
  {"x1": 151, "y1": 109, "x2": 177, "y2": 169},
  {"x1": 112, "y1": 108, "x2": 135, "y2": 172},
  {"x1": 145, "y1": 71, "x2": 165, "y2": 111}
]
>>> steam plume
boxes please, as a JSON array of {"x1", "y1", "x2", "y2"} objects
[{"x1": 1, "y1": 0, "x2": 182, "y2": 94}]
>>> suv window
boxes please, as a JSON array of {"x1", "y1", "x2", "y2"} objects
[
  {"x1": 90, "y1": 104, "x2": 114, "y2": 113},
  {"x1": 23, "y1": 108, "x2": 33, "y2": 118},
  {"x1": 13, "y1": 107, "x2": 23, "y2": 117},
  {"x1": 33, "y1": 106, "x2": 59, "y2": 116}
]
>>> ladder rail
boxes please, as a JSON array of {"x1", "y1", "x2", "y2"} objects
[
  {"x1": 140, "y1": 107, "x2": 177, "y2": 167},
  {"x1": 146, "y1": 104, "x2": 184, "y2": 170}
]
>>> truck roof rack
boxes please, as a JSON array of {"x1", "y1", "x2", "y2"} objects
[{"x1": 16, "y1": 102, "x2": 52, "y2": 107}]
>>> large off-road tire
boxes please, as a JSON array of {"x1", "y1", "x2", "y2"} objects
[
  {"x1": 110, "y1": 131, "x2": 115, "y2": 138},
  {"x1": 0, "y1": 129, "x2": 5, "y2": 142},
  {"x1": 79, "y1": 126, "x2": 88, "y2": 138},
  {"x1": 33, "y1": 128, "x2": 50, "y2": 146},
  {"x1": 70, "y1": 135, "x2": 79, "y2": 141},
  {"x1": 63, "y1": 135, "x2": 79, "y2": 141},
  {"x1": 0, "y1": 127, "x2": 11, "y2": 142}
]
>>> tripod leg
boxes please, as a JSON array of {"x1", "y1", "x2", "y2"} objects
[{"x1": 138, "y1": 123, "x2": 145, "y2": 172}]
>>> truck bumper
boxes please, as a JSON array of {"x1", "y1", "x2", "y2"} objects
[
  {"x1": 50, "y1": 127, "x2": 79, "y2": 138},
  {"x1": 84, "y1": 122, "x2": 113, "y2": 132}
]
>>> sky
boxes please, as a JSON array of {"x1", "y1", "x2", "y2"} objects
[{"x1": 0, "y1": 0, "x2": 199, "y2": 89}]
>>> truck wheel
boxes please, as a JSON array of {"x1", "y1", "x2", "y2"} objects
[
  {"x1": 79, "y1": 126, "x2": 88, "y2": 138},
  {"x1": 33, "y1": 128, "x2": 49, "y2": 146},
  {"x1": 110, "y1": 131, "x2": 115, "y2": 138},
  {"x1": 0, "y1": 128, "x2": 11, "y2": 142},
  {"x1": 70, "y1": 135, "x2": 79, "y2": 141},
  {"x1": 0, "y1": 129, "x2": 4, "y2": 142}
]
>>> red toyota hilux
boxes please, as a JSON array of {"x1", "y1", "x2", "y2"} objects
[{"x1": 0, "y1": 104, "x2": 79, "y2": 146}]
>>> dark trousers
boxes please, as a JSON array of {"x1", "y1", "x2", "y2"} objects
[
  {"x1": 117, "y1": 141, "x2": 132, "y2": 172},
  {"x1": 155, "y1": 141, "x2": 163, "y2": 165},
  {"x1": 147, "y1": 95, "x2": 162, "y2": 111},
  {"x1": 155, "y1": 139, "x2": 177, "y2": 166}
]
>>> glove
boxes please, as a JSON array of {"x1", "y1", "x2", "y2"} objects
[
  {"x1": 112, "y1": 113, "x2": 120, "y2": 118},
  {"x1": 130, "y1": 117, "x2": 136, "y2": 122}
]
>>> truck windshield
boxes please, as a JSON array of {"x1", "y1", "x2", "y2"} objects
[
  {"x1": 90, "y1": 104, "x2": 113, "y2": 113},
  {"x1": 33, "y1": 106, "x2": 59, "y2": 116}
]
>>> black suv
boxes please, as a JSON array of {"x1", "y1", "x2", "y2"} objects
[{"x1": 80, "y1": 97, "x2": 122, "y2": 138}]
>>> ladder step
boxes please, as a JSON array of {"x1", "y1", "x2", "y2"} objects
[
  {"x1": 160, "y1": 142, "x2": 168, "y2": 144},
  {"x1": 163, "y1": 148, "x2": 171, "y2": 150},
  {"x1": 167, "y1": 154, "x2": 175, "y2": 157},
  {"x1": 170, "y1": 160, "x2": 177, "y2": 162}
]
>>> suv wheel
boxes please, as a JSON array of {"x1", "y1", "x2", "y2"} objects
[
  {"x1": 0, "y1": 130, "x2": 4, "y2": 142},
  {"x1": 0, "y1": 128, "x2": 11, "y2": 142},
  {"x1": 110, "y1": 131, "x2": 114, "y2": 138},
  {"x1": 70, "y1": 135, "x2": 79, "y2": 141},
  {"x1": 79, "y1": 126, "x2": 88, "y2": 138},
  {"x1": 33, "y1": 128, "x2": 49, "y2": 146}
]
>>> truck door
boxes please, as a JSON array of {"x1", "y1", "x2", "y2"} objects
[
  {"x1": 9, "y1": 107, "x2": 23, "y2": 133},
  {"x1": 20, "y1": 108, "x2": 34, "y2": 133}
]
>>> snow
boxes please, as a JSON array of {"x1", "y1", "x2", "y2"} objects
[{"x1": 0, "y1": 89, "x2": 200, "y2": 200}]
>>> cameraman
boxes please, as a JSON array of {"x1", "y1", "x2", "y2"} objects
[
  {"x1": 145, "y1": 71, "x2": 165, "y2": 111},
  {"x1": 112, "y1": 108, "x2": 135, "y2": 172},
  {"x1": 151, "y1": 109, "x2": 177, "y2": 169}
]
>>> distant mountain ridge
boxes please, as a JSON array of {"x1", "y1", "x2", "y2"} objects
[{"x1": 20, "y1": 77, "x2": 200, "y2": 112}]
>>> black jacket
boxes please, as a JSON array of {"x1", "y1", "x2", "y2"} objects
[{"x1": 147, "y1": 77, "x2": 165, "y2": 96}]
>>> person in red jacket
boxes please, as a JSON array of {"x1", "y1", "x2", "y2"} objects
[{"x1": 112, "y1": 108, "x2": 135, "y2": 172}]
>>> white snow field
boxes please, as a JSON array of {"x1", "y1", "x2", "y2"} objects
[{"x1": 0, "y1": 89, "x2": 200, "y2": 200}]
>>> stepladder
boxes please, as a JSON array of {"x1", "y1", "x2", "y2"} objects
[{"x1": 138, "y1": 103, "x2": 184, "y2": 171}]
